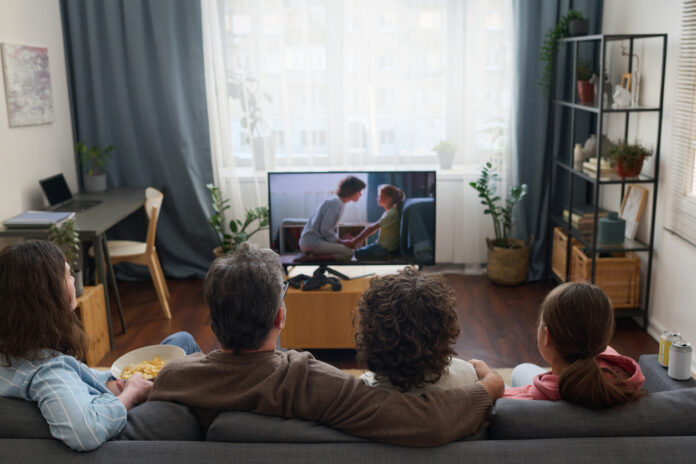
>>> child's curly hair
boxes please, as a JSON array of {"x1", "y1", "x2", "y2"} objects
[{"x1": 355, "y1": 267, "x2": 460, "y2": 392}]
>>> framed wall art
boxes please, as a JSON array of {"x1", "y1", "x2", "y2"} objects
[{"x1": 1, "y1": 43, "x2": 54, "y2": 127}]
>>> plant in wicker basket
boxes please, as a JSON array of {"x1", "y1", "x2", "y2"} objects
[{"x1": 469, "y1": 162, "x2": 532, "y2": 285}]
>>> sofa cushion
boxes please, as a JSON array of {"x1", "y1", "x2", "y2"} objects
[
  {"x1": 490, "y1": 387, "x2": 696, "y2": 439},
  {"x1": 206, "y1": 411, "x2": 368, "y2": 443},
  {"x1": 639, "y1": 355, "x2": 696, "y2": 392},
  {"x1": 118, "y1": 401, "x2": 203, "y2": 441},
  {"x1": 0, "y1": 397, "x2": 52, "y2": 439}
]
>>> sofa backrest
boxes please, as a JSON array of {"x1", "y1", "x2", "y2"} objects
[
  {"x1": 118, "y1": 401, "x2": 203, "y2": 441},
  {"x1": 0, "y1": 397, "x2": 52, "y2": 440},
  {"x1": 491, "y1": 387, "x2": 696, "y2": 440}
]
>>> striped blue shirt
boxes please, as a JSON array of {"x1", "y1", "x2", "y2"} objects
[{"x1": 0, "y1": 351, "x2": 127, "y2": 451}]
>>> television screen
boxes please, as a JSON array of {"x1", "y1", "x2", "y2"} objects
[{"x1": 268, "y1": 171, "x2": 436, "y2": 266}]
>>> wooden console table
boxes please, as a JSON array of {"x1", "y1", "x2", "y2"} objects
[
  {"x1": 76, "y1": 285, "x2": 110, "y2": 366},
  {"x1": 280, "y1": 277, "x2": 370, "y2": 349}
]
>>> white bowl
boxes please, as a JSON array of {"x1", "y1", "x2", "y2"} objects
[{"x1": 111, "y1": 344, "x2": 186, "y2": 380}]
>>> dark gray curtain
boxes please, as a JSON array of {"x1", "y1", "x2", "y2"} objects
[
  {"x1": 512, "y1": 0, "x2": 603, "y2": 281},
  {"x1": 61, "y1": 0, "x2": 217, "y2": 279}
]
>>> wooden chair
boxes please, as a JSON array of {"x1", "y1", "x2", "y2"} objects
[{"x1": 92, "y1": 187, "x2": 171, "y2": 319}]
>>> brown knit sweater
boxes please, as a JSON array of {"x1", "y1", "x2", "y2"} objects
[{"x1": 149, "y1": 349, "x2": 492, "y2": 447}]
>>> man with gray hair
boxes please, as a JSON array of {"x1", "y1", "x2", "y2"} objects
[{"x1": 150, "y1": 243, "x2": 503, "y2": 447}]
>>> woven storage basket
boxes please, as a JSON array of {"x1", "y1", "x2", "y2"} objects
[
  {"x1": 571, "y1": 247, "x2": 641, "y2": 308},
  {"x1": 551, "y1": 227, "x2": 581, "y2": 281},
  {"x1": 486, "y1": 238, "x2": 531, "y2": 286}
]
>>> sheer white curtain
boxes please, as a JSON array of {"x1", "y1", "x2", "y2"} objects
[{"x1": 202, "y1": 0, "x2": 513, "y2": 261}]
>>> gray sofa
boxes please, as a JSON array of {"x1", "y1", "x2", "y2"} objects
[{"x1": 2, "y1": 355, "x2": 695, "y2": 463}]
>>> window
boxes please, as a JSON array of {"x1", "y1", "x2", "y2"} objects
[{"x1": 218, "y1": 0, "x2": 513, "y2": 168}]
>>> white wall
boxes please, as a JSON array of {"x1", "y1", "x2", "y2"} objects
[
  {"x1": 0, "y1": 0, "x2": 76, "y2": 248},
  {"x1": 603, "y1": 0, "x2": 696, "y2": 364}
]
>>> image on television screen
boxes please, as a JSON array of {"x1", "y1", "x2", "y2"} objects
[{"x1": 268, "y1": 171, "x2": 436, "y2": 265}]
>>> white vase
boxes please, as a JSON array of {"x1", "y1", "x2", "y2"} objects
[
  {"x1": 84, "y1": 174, "x2": 107, "y2": 193},
  {"x1": 252, "y1": 136, "x2": 277, "y2": 171},
  {"x1": 438, "y1": 151, "x2": 455, "y2": 170}
]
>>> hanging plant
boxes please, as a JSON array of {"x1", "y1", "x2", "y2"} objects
[{"x1": 538, "y1": 10, "x2": 587, "y2": 97}]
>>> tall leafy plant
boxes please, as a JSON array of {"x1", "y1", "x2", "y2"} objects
[
  {"x1": 47, "y1": 218, "x2": 80, "y2": 272},
  {"x1": 207, "y1": 184, "x2": 269, "y2": 254},
  {"x1": 469, "y1": 162, "x2": 528, "y2": 248},
  {"x1": 539, "y1": 10, "x2": 586, "y2": 97}
]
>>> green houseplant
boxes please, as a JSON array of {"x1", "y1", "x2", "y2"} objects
[
  {"x1": 605, "y1": 140, "x2": 652, "y2": 178},
  {"x1": 76, "y1": 141, "x2": 114, "y2": 193},
  {"x1": 539, "y1": 10, "x2": 587, "y2": 97},
  {"x1": 47, "y1": 218, "x2": 83, "y2": 296},
  {"x1": 576, "y1": 59, "x2": 594, "y2": 105},
  {"x1": 433, "y1": 140, "x2": 457, "y2": 170},
  {"x1": 207, "y1": 183, "x2": 270, "y2": 257},
  {"x1": 470, "y1": 162, "x2": 531, "y2": 285}
]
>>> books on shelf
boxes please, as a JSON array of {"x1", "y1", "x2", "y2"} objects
[
  {"x1": 582, "y1": 158, "x2": 617, "y2": 180},
  {"x1": 2, "y1": 211, "x2": 75, "y2": 229},
  {"x1": 562, "y1": 206, "x2": 609, "y2": 234}
]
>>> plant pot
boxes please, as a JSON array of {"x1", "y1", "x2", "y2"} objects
[
  {"x1": 486, "y1": 237, "x2": 532, "y2": 286},
  {"x1": 568, "y1": 19, "x2": 589, "y2": 36},
  {"x1": 615, "y1": 156, "x2": 644, "y2": 178},
  {"x1": 73, "y1": 270, "x2": 84, "y2": 298},
  {"x1": 84, "y1": 173, "x2": 107, "y2": 193},
  {"x1": 577, "y1": 81, "x2": 594, "y2": 105},
  {"x1": 252, "y1": 136, "x2": 277, "y2": 171},
  {"x1": 437, "y1": 151, "x2": 455, "y2": 170},
  {"x1": 213, "y1": 246, "x2": 226, "y2": 259}
]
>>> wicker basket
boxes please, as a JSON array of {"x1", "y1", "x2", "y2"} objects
[
  {"x1": 551, "y1": 227, "x2": 581, "y2": 281},
  {"x1": 486, "y1": 238, "x2": 531, "y2": 286},
  {"x1": 571, "y1": 247, "x2": 641, "y2": 308}
]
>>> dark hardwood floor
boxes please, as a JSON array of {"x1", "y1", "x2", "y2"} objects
[{"x1": 97, "y1": 274, "x2": 658, "y2": 368}]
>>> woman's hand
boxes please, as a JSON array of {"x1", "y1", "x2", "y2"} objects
[
  {"x1": 115, "y1": 374, "x2": 153, "y2": 410},
  {"x1": 105, "y1": 378, "x2": 125, "y2": 395},
  {"x1": 469, "y1": 359, "x2": 504, "y2": 402}
]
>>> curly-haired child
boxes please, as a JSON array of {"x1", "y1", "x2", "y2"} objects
[{"x1": 356, "y1": 267, "x2": 484, "y2": 393}]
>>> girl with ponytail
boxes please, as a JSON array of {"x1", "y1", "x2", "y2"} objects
[
  {"x1": 504, "y1": 282, "x2": 644, "y2": 408},
  {"x1": 347, "y1": 184, "x2": 406, "y2": 260}
]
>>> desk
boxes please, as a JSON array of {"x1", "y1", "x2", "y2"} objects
[{"x1": 0, "y1": 188, "x2": 146, "y2": 348}]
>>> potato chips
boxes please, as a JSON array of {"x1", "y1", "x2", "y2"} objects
[{"x1": 121, "y1": 355, "x2": 167, "y2": 380}]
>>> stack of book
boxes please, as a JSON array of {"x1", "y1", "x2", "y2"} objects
[
  {"x1": 582, "y1": 157, "x2": 615, "y2": 180},
  {"x1": 2, "y1": 211, "x2": 75, "y2": 229},
  {"x1": 562, "y1": 205, "x2": 609, "y2": 237}
]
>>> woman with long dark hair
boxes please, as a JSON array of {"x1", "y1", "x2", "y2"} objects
[{"x1": 0, "y1": 241, "x2": 153, "y2": 451}]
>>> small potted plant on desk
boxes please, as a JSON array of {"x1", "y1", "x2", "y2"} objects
[
  {"x1": 76, "y1": 141, "x2": 114, "y2": 193},
  {"x1": 470, "y1": 162, "x2": 531, "y2": 285},
  {"x1": 433, "y1": 140, "x2": 457, "y2": 170},
  {"x1": 207, "y1": 183, "x2": 269, "y2": 258},
  {"x1": 606, "y1": 140, "x2": 652, "y2": 178},
  {"x1": 576, "y1": 60, "x2": 594, "y2": 105},
  {"x1": 48, "y1": 218, "x2": 83, "y2": 297}
]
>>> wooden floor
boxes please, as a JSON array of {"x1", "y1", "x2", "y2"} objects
[{"x1": 97, "y1": 274, "x2": 658, "y2": 368}]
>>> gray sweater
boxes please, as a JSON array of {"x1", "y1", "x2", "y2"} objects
[
  {"x1": 299, "y1": 195, "x2": 344, "y2": 247},
  {"x1": 149, "y1": 349, "x2": 492, "y2": 447}
]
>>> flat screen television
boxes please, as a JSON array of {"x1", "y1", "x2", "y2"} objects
[{"x1": 268, "y1": 171, "x2": 436, "y2": 267}]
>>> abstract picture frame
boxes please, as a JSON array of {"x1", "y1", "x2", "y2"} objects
[
  {"x1": 1, "y1": 42, "x2": 54, "y2": 127},
  {"x1": 620, "y1": 184, "x2": 648, "y2": 240}
]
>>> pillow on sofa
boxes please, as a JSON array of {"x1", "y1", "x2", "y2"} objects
[
  {"x1": 490, "y1": 388, "x2": 696, "y2": 440},
  {"x1": 207, "y1": 412, "x2": 368, "y2": 443},
  {"x1": 118, "y1": 401, "x2": 203, "y2": 441},
  {"x1": 0, "y1": 397, "x2": 52, "y2": 439}
]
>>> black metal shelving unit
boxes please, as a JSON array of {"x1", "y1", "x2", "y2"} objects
[{"x1": 546, "y1": 34, "x2": 667, "y2": 330}]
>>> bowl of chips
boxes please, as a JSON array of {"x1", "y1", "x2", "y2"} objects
[{"x1": 111, "y1": 345, "x2": 186, "y2": 380}]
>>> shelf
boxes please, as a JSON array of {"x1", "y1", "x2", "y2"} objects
[
  {"x1": 550, "y1": 215, "x2": 651, "y2": 253},
  {"x1": 557, "y1": 33, "x2": 667, "y2": 43},
  {"x1": 552, "y1": 100, "x2": 661, "y2": 114},
  {"x1": 554, "y1": 160, "x2": 656, "y2": 184}
]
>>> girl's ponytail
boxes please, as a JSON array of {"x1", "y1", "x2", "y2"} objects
[{"x1": 558, "y1": 356, "x2": 639, "y2": 408}]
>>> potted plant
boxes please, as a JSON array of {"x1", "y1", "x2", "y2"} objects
[
  {"x1": 576, "y1": 59, "x2": 594, "y2": 105},
  {"x1": 76, "y1": 141, "x2": 114, "y2": 193},
  {"x1": 228, "y1": 74, "x2": 275, "y2": 170},
  {"x1": 433, "y1": 140, "x2": 456, "y2": 170},
  {"x1": 207, "y1": 183, "x2": 270, "y2": 257},
  {"x1": 48, "y1": 218, "x2": 83, "y2": 297},
  {"x1": 539, "y1": 10, "x2": 587, "y2": 97},
  {"x1": 470, "y1": 162, "x2": 531, "y2": 285},
  {"x1": 605, "y1": 140, "x2": 652, "y2": 178}
]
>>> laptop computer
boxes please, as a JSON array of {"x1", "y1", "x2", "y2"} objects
[{"x1": 39, "y1": 174, "x2": 102, "y2": 212}]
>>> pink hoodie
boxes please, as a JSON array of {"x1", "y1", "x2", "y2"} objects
[{"x1": 504, "y1": 346, "x2": 645, "y2": 401}]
